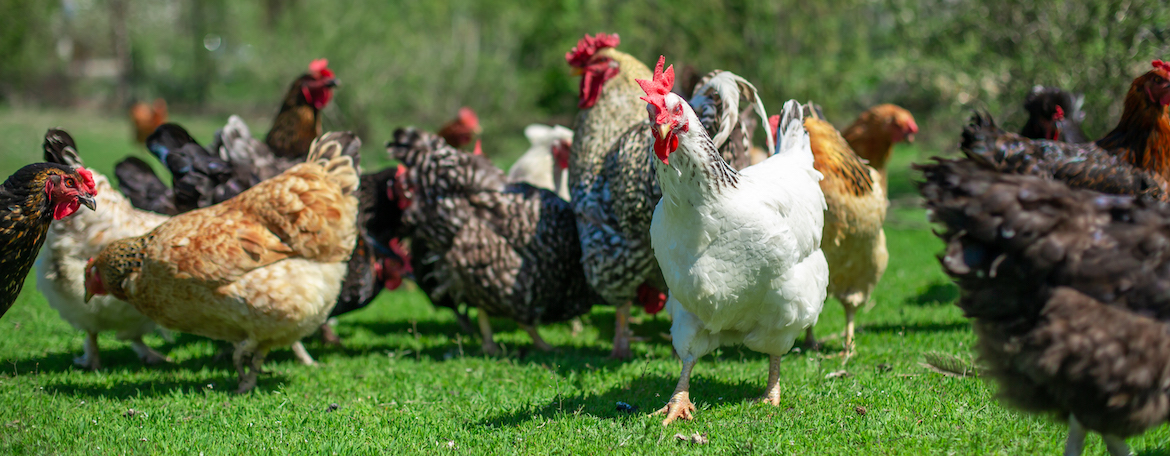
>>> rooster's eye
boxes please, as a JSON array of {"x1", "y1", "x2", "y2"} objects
[{"x1": 65, "y1": 178, "x2": 75, "y2": 188}]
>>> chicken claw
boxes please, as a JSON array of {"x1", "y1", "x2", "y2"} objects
[
  {"x1": 131, "y1": 338, "x2": 172, "y2": 365},
  {"x1": 654, "y1": 391, "x2": 697, "y2": 425}
]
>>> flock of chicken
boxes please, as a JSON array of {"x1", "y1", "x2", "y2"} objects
[{"x1": 1, "y1": 31, "x2": 1168, "y2": 453}]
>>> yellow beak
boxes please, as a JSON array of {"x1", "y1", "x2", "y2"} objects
[
  {"x1": 657, "y1": 123, "x2": 672, "y2": 140},
  {"x1": 84, "y1": 288, "x2": 94, "y2": 303},
  {"x1": 571, "y1": 67, "x2": 585, "y2": 76}
]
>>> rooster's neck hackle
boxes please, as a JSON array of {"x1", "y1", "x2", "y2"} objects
[
  {"x1": 1097, "y1": 75, "x2": 1170, "y2": 179},
  {"x1": 569, "y1": 49, "x2": 653, "y2": 187},
  {"x1": 98, "y1": 236, "x2": 148, "y2": 300},
  {"x1": 658, "y1": 119, "x2": 739, "y2": 203},
  {"x1": 266, "y1": 75, "x2": 324, "y2": 158}
]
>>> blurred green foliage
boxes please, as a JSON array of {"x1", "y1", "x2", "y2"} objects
[{"x1": 1, "y1": 0, "x2": 1168, "y2": 154}]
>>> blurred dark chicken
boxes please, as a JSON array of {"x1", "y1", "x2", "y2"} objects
[
  {"x1": 0, "y1": 161, "x2": 97, "y2": 317},
  {"x1": 919, "y1": 157, "x2": 1170, "y2": 456},
  {"x1": 1020, "y1": 86, "x2": 1088, "y2": 143}
]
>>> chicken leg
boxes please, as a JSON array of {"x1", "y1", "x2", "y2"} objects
[
  {"x1": 477, "y1": 308, "x2": 501, "y2": 356},
  {"x1": 519, "y1": 324, "x2": 554, "y2": 352},
  {"x1": 1065, "y1": 415, "x2": 1087, "y2": 456},
  {"x1": 761, "y1": 355, "x2": 783, "y2": 407},
  {"x1": 73, "y1": 332, "x2": 101, "y2": 370},
  {"x1": 130, "y1": 337, "x2": 171, "y2": 365},
  {"x1": 654, "y1": 355, "x2": 698, "y2": 425},
  {"x1": 233, "y1": 340, "x2": 261, "y2": 393},
  {"x1": 802, "y1": 326, "x2": 821, "y2": 351},
  {"x1": 290, "y1": 341, "x2": 317, "y2": 366},
  {"x1": 609, "y1": 301, "x2": 633, "y2": 359}
]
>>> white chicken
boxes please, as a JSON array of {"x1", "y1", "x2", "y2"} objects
[
  {"x1": 507, "y1": 124, "x2": 573, "y2": 201},
  {"x1": 35, "y1": 129, "x2": 171, "y2": 370},
  {"x1": 639, "y1": 57, "x2": 829, "y2": 425}
]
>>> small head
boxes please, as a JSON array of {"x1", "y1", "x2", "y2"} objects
[
  {"x1": 637, "y1": 283, "x2": 666, "y2": 314},
  {"x1": 1023, "y1": 86, "x2": 1081, "y2": 140},
  {"x1": 458, "y1": 107, "x2": 482, "y2": 135},
  {"x1": 552, "y1": 138, "x2": 572, "y2": 172},
  {"x1": 390, "y1": 164, "x2": 413, "y2": 211},
  {"x1": 375, "y1": 238, "x2": 413, "y2": 291},
  {"x1": 299, "y1": 59, "x2": 339, "y2": 110},
  {"x1": 1139, "y1": 60, "x2": 1170, "y2": 107},
  {"x1": 83, "y1": 256, "x2": 105, "y2": 302},
  {"x1": 636, "y1": 55, "x2": 686, "y2": 164},
  {"x1": 41, "y1": 165, "x2": 97, "y2": 220},
  {"x1": 565, "y1": 33, "x2": 622, "y2": 109}
]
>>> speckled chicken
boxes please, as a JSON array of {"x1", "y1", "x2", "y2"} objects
[
  {"x1": 85, "y1": 132, "x2": 360, "y2": 393},
  {"x1": 0, "y1": 157, "x2": 97, "y2": 318},
  {"x1": 35, "y1": 129, "x2": 170, "y2": 370},
  {"x1": 920, "y1": 157, "x2": 1170, "y2": 456},
  {"x1": 388, "y1": 127, "x2": 599, "y2": 354},
  {"x1": 566, "y1": 33, "x2": 771, "y2": 358}
]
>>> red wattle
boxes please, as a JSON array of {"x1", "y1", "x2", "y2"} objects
[{"x1": 637, "y1": 283, "x2": 666, "y2": 314}]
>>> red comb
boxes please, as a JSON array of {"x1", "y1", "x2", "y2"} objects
[
  {"x1": 565, "y1": 33, "x2": 620, "y2": 67},
  {"x1": 1153, "y1": 60, "x2": 1170, "y2": 74},
  {"x1": 76, "y1": 167, "x2": 97, "y2": 195},
  {"x1": 309, "y1": 59, "x2": 334, "y2": 79},
  {"x1": 768, "y1": 115, "x2": 781, "y2": 137},
  {"x1": 459, "y1": 107, "x2": 479, "y2": 130},
  {"x1": 1053, "y1": 105, "x2": 1065, "y2": 121},
  {"x1": 636, "y1": 56, "x2": 675, "y2": 124}
]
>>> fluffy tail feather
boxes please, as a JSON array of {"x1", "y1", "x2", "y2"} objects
[
  {"x1": 43, "y1": 129, "x2": 83, "y2": 168},
  {"x1": 958, "y1": 111, "x2": 1009, "y2": 169},
  {"x1": 689, "y1": 70, "x2": 774, "y2": 153},
  {"x1": 773, "y1": 100, "x2": 811, "y2": 161},
  {"x1": 307, "y1": 132, "x2": 361, "y2": 196}
]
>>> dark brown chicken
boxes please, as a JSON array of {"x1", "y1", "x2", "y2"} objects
[
  {"x1": 919, "y1": 157, "x2": 1170, "y2": 456},
  {"x1": 1020, "y1": 86, "x2": 1088, "y2": 143},
  {"x1": 388, "y1": 127, "x2": 598, "y2": 354},
  {"x1": 0, "y1": 162, "x2": 97, "y2": 317},
  {"x1": 960, "y1": 111, "x2": 1169, "y2": 201}
]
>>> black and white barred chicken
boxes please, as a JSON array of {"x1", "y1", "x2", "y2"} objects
[
  {"x1": 387, "y1": 127, "x2": 599, "y2": 354},
  {"x1": 565, "y1": 33, "x2": 772, "y2": 358}
]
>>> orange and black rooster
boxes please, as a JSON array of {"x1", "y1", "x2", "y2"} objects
[
  {"x1": 0, "y1": 162, "x2": 97, "y2": 317},
  {"x1": 1096, "y1": 60, "x2": 1170, "y2": 179}
]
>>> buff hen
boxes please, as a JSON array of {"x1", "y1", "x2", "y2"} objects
[{"x1": 85, "y1": 132, "x2": 360, "y2": 393}]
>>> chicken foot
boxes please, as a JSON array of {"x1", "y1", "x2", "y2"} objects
[
  {"x1": 802, "y1": 326, "x2": 822, "y2": 351},
  {"x1": 761, "y1": 355, "x2": 784, "y2": 407},
  {"x1": 519, "y1": 324, "x2": 555, "y2": 352},
  {"x1": 319, "y1": 321, "x2": 342, "y2": 347},
  {"x1": 130, "y1": 337, "x2": 171, "y2": 365},
  {"x1": 232, "y1": 340, "x2": 269, "y2": 393},
  {"x1": 73, "y1": 332, "x2": 102, "y2": 370},
  {"x1": 654, "y1": 355, "x2": 698, "y2": 425},
  {"x1": 843, "y1": 304, "x2": 860, "y2": 359},
  {"x1": 608, "y1": 301, "x2": 633, "y2": 359},
  {"x1": 477, "y1": 309, "x2": 501, "y2": 356}
]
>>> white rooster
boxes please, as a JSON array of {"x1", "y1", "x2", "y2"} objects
[
  {"x1": 639, "y1": 56, "x2": 829, "y2": 425},
  {"x1": 508, "y1": 124, "x2": 573, "y2": 201}
]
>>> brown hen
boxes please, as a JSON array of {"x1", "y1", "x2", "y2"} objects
[{"x1": 85, "y1": 132, "x2": 360, "y2": 393}]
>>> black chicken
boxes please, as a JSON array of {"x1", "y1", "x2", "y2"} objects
[
  {"x1": 1020, "y1": 86, "x2": 1088, "y2": 143},
  {"x1": 919, "y1": 157, "x2": 1170, "y2": 456},
  {"x1": 0, "y1": 161, "x2": 97, "y2": 317}
]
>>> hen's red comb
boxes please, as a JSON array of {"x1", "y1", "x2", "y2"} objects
[
  {"x1": 768, "y1": 115, "x2": 781, "y2": 137},
  {"x1": 76, "y1": 167, "x2": 97, "y2": 195},
  {"x1": 565, "y1": 33, "x2": 620, "y2": 67},
  {"x1": 1053, "y1": 105, "x2": 1065, "y2": 121},
  {"x1": 309, "y1": 59, "x2": 334, "y2": 79},
  {"x1": 636, "y1": 56, "x2": 675, "y2": 124},
  {"x1": 458, "y1": 107, "x2": 479, "y2": 129},
  {"x1": 1151, "y1": 60, "x2": 1170, "y2": 77}
]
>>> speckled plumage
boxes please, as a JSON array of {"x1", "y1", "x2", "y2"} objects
[
  {"x1": 961, "y1": 111, "x2": 1169, "y2": 201},
  {"x1": 36, "y1": 129, "x2": 170, "y2": 369},
  {"x1": 88, "y1": 132, "x2": 359, "y2": 393},
  {"x1": 389, "y1": 128, "x2": 598, "y2": 344},
  {"x1": 919, "y1": 157, "x2": 1170, "y2": 454},
  {"x1": 0, "y1": 161, "x2": 96, "y2": 318}
]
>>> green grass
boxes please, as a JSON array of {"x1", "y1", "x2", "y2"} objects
[{"x1": 1, "y1": 108, "x2": 1167, "y2": 455}]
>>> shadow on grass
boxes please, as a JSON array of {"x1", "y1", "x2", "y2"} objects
[
  {"x1": 478, "y1": 371, "x2": 764, "y2": 427},
  {"x1": 1137, "y1": 448, "x2": 1170, "y2": 456},
  {"x1": 908, "y1": 281, "x2": 959, "y2": 306},
  {"x1": 42, "y1": 371, "x2": 261, "y2": 399},
  {"x1": 859, "y1": 321, "x2": 969, "y2": 335}
]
